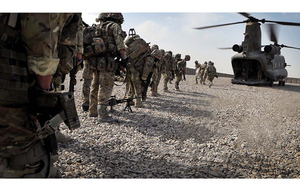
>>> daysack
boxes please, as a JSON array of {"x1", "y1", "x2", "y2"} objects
[
  {"x1": 82, "y1": 24, "x2": 106, "y2": 59},
  {"x1": 125, "y1": 35, "x2": 148, "y2": 59}
]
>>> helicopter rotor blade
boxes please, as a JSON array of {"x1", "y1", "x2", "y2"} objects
[
  {"x1": 218, "y1": 47, "x2": 232, "y2": 50},
  {"x1": 281, "y1": 44, "x2": 300, "y2": 50},
  {"x1": 239, "y1": 12, "x2": 252, "y2": 18},
  {"x1": 267, "y1": 24, "x2": 278, "y2": 45},
  {"x1": 265, "y1": 20, "x2": 300, "y2": 26},
  {"x1": 194, "y1": 21, "x2": 246, "y2": 30}
]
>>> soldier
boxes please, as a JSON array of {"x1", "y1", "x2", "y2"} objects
[
  {"x1": 150, "y1": 49, "x2": 163, "y2": 96},
  {"x1": 124, "y1": 34, "x2": 154, "y2": 106},
  {"x1": 150, "y1": 44, "x2": 164, "y2": 97},
  {"x1": 0, "y1": 13, "x2": 79, "y2": 178},
  {"x1": 52, "y1": 15, "x2": 83, "y2": 92},
  {"x1": 200, "y1": 61, "x2": 208, "y2": 84},
  {"x1": 175, "y1": 55, "x2": 190, "y2": 91},
  {"x1": 207, "y1": 61, "x2": 218, "y2": 88},
  {"x1": 161, "y1": 51, "x2": 175, "y2": 92},
  {"x1": 194, "y1": 60, "x2": 201, "y2": 84},
  {"x1": 88, "y1": 13, "x2": 126, "y2": 122}
]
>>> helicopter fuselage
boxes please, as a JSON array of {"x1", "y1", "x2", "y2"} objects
[
  {"x1": 231, "y1": 51, "x2": 287, "y2": 85},
  {"x1": 231, "y1": 21, "x2": 288, "y2": 85}
]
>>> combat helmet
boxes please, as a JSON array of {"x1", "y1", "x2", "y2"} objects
[
  {"x1": 195, "y1": 60, "x2": 198, "y2": 64},
  {"x1": 151, "y1": 49, "x2": 163, "y2": 60},
  {"x1": 166, "y1": 51, "x2": 173, "y2": 56},
  {"x1": 164, "y1": 52, "x2": 171, "y2": 59},
  {"x1": 208, "y1": 61, "x2": 213, "y2": 65},
  {"x1": 151, "y1": 44, "x2": 159, "y2": 51},
  {"x1": 204, "y1": 61, "x2": 207, "y2": 64},
  {"x1": 95, "y1": 13, "x2": 109, "y2": 22},
  {"x1": 174, "y1": 53, "x2": 181, "y2": 60},
  {"x1": 184, "y1": 55, "x2": 190, "y2": 61},
  {"x1": 107, "y1": 13, "x2": 124, "y2": 24}
]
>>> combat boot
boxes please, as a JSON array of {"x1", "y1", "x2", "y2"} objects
[
  {"x1": 82, "y1": 104, "x2": 89, "y2": 112},
  {"x1": 97, "y1": 104, "x2": 118, "y2": 123}
]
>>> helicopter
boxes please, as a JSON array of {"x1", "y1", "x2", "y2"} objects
[{"x1": 195, "y1": 13, "x2": 300, "y2": 86}]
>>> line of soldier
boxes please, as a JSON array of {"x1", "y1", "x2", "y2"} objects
[
  {"x1": 0, "y1": 12, "x2": 191, "y2": 178},
  {"x1": 195, "y1": 60, "x2": 218, "y2": 87},
  {"x1": 80, "y1": 13, "x2": 191, "y2": 123}
]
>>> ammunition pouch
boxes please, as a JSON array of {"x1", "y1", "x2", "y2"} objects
[{"x1": 83, "y1": 37, "x2": 106, "y2": 59}]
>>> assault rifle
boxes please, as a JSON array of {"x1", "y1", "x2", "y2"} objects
[
  {"x1": 114, "y1": 56, "x2": 131, "y2": 77},
  {"x1": 141, "y1": 71, "x2": 153, "y2": 101},
  {"x1": 108, "y1": 96, "x2": 136, "y2": 113},
  {"x1": 29, "y1": 86, "x2": 80, "y2": 153}
]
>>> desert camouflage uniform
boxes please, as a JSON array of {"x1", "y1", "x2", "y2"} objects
[
  {"x1": 0, "y1": 13, "x2": 78, "y2": 178},
  {"x1": 89, "y1": 13, "x2": 126, "y2": 121},
  {"x1": 150, "y1": 49, "x2": 164, "y2": 96},
  {"x1": 161, "y1": 52, "x2": 175, "y2": 91},
  {"x1": 52, "y1": 17, "x2": 83, "y2": 92},
  {"x1": 175, "y1": 55, "x2": 190, "y2": 91},
  {"x1": 200, "y1": 61, "x2": 208, "y2": 84},
  {"x1": 207, "y1": 61, "x2": 217, "y2": 87},
  {"x1": 194, "y1": 61, "x2": 200, "y2": 84},
  {"x1": 124, "y1": 47, "x2": 154, "y2": 106}
]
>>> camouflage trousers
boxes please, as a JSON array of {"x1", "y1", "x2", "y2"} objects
[
  {"x1": 89, "y1": 69, "x2": 115, "y2": 116},
  {"x1": 207, "y1": 74, "x2": 215, "y2": 87},
  {"x1": 81, "y1": 63, "x2": 93, "y2": 107},
  {"x1": 175, "y1": 72, "x2": 183, "y2": 90},
  {"x1": 195, "y1": 68, "x2": 200, "y2": 84},
  {"x1": 0, "y1": 106, "x2": 54, "y2": 178},
  {"x1": 124, "y1": 67, "x2": 142, "y2": 99},
  {"x1": 162, "y1": 71, "x2": 172, "y2": 91},
  {"x1": 151, "y1": 68, "x2": 162, "y2": 94},
  {"x1": 200, "y1": 69, "x2": 207, "y2": 84}
]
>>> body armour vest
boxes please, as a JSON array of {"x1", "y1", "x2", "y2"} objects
[{"x1": 0, "y1": 20, "x2": 29, "y2": 106}]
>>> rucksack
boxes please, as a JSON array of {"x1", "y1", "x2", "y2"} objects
[
  {"x1": 125, "y1": 35, "x2": 149, "y2": 59},
  {"x1": 82, "y1": 24, "x2": 106, "y2": 59}
]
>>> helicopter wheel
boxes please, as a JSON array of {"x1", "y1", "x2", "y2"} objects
[
  {"x1": 269, "y1": 81, "x2": 274, "y2": 87},
  {"x1": 278, "y1": 81, "x2": 282, "y2": 86},
  {"x1": 282, "y1": 81, "x2": 285, "y2": 86}
]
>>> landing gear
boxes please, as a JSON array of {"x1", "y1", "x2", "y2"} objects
[
  {"x1": 278, "y1": 80, "x2": 285, "y2": 86},
  {"x1": 269, "y1": 80, "x2": 274, "y2": 87}
]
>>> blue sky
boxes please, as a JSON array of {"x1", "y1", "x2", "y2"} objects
[
  {"x1": 4, "y1": 0, "x2": 300, "y2": 78},
  {"x1": 82, "y1": 12, "x2": 300, "y2": 78}
]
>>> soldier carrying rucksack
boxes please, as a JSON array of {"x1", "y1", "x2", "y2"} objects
[{"x1": 85, "y1": 12, "x2": 127, "y2": 123}]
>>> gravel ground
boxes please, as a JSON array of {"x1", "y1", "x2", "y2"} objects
[{"x1": 55, "y1": 71, "x2": 300, "y2": 178}]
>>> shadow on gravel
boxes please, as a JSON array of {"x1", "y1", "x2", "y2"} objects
[
  {"x1": 58, "y1": 138, "x2": 229, "y2": 178},
  {"x1": 144, "y1": 96, "x2": 212, "y2": 117},
  {"x1": 114, "y1": 110, "x2": 214, "y2": 144},
  {"x1": 271, "y1": 84, "x2": 300, "y2": 93}
]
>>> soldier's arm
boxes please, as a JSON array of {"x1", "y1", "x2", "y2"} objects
[{"x1": 112, "y1": 23, "x2": 126, "y2": 58}]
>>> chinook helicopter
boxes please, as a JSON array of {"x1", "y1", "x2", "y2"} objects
[{"x1": 195, "y1": 13, "x2": 300, "y2": 86}]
